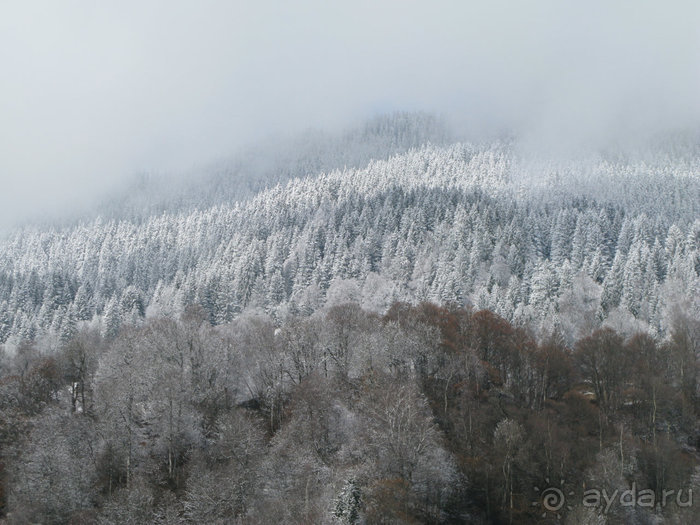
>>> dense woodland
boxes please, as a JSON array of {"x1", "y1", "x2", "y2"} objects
[
  {"x1": 0, "y1": 301, "x2": 698, "y2": 523},
  {"x1": 0, "y1": 115, "x2": 698, "y2": 523},
  {"x1": 0, "y1": 126, "x2": 698, "y2": 351}
]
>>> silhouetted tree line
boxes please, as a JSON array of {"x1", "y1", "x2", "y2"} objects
[{"x1": 0, "y1": 301, "x2": 698, "y2": 524}]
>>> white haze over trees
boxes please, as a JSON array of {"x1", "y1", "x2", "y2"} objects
[
  {"x1": 1, "y1": 2, "x2": 700, "y2": 524},
  {"x1": 1, "y1": 0, "x2": 699, "y2": 227},
  {"x1": 0, "y1": 129, "x2": 697, "y2": 351}
]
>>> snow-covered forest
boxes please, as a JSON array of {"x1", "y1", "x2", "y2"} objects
[
  {"x1": 0, "y1": 117, "x2": 698, "y2": 350},
  {"x1": 0, "y1": 114, "x2": 699, "y2": 523},
  {"x1": 2, "y1": 301, "x2": 699, "y2": 523},
  {"x1": 2, "y1": 0, "x2": 699, "y2": 521}
]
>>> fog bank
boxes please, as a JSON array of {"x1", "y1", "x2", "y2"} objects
[{"x1": 1, "y1": 0, "x2": 698, "y2": 227}]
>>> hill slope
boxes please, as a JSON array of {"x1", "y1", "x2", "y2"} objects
[{"x1": 1, "y1": 134, "x2": 698, "y2": 347}]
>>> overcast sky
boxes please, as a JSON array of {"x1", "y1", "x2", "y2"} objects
[{"x1": 1, "y1": 0, "x2": 699, "y2": 227}]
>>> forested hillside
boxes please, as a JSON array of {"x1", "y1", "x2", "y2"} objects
[
  {"x1": 0, "y1": 132, "x2": 698, "y2": 350},
  {"x1": 0, "y1": 115, "x2": 699, "y2": 523},
  {"x1": 93, "y1": 112, "x2": 452, "y2": 222},
  {"x1": 1, "y1": 302, "x2": 698, "y2": 523},
  {"x1": 2, "y1": 0, "x2": 698, "y2": 521}
]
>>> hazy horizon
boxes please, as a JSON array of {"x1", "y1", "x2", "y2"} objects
[{"x1": 2, "y1": 0, "x2": 699, "y2": 228}]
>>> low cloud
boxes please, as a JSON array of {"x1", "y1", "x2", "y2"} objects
[{"x1": 1, "y1": 0, "x2": 698, "y2": 226}]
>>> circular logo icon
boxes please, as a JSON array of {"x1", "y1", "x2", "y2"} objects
[
  {"x1": 532, "y1": 478, "x2": 574, "y2": 518},
  {"x1": 541, "y1": 487, "x2": 565, "y2": 512}
]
